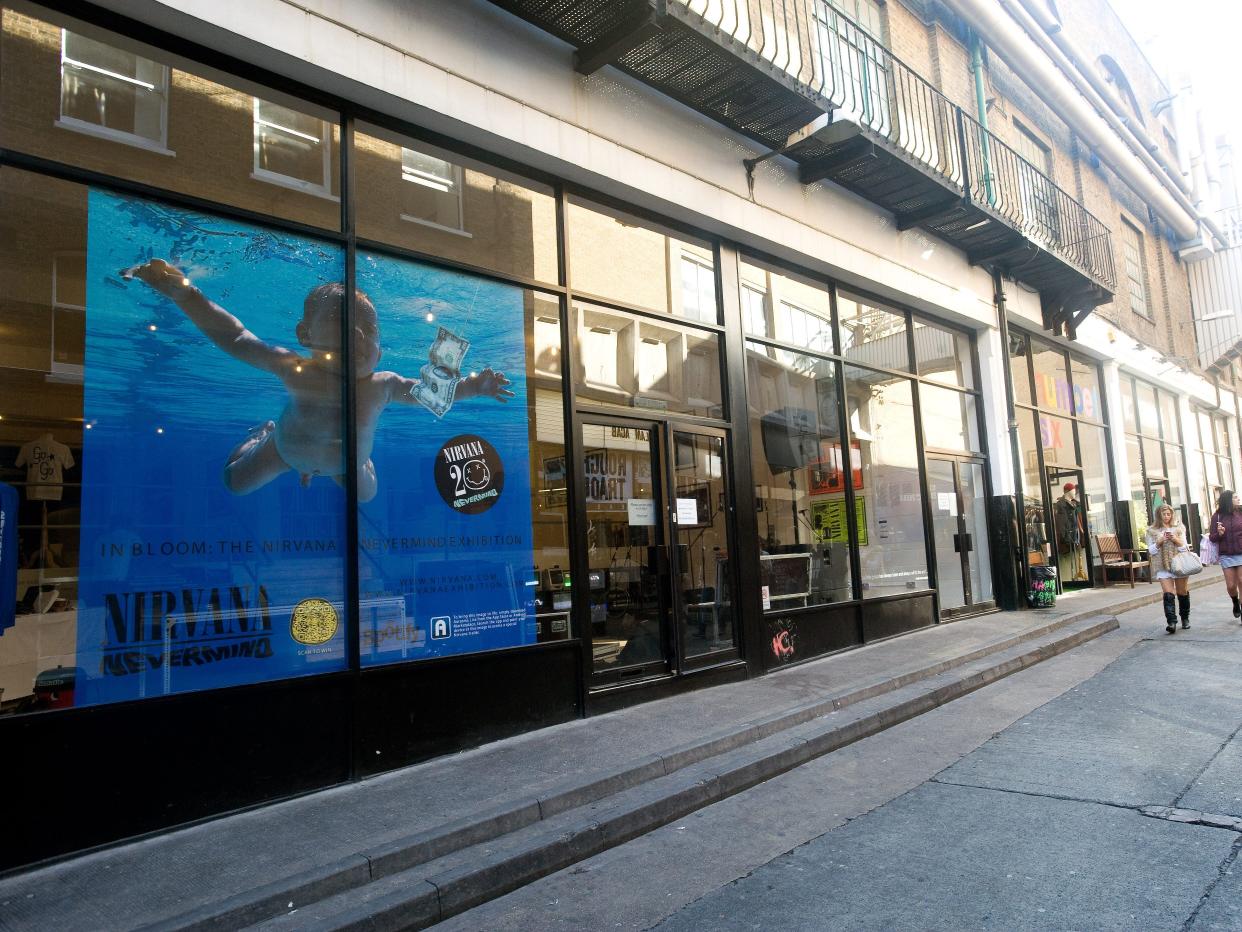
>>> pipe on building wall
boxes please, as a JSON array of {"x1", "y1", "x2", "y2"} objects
[
  {"x1": 1013, "y1": 0, "x2": 1192, "y2": 198},
  {"x1": 942, "y1": 0, "x2": 1214, "y2": 248},
  {"x1": 970, "y1": 33, "x2": 996, "y2": 206}
]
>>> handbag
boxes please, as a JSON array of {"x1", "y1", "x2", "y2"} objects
[
  {"x1": 1200, "y1": 534, "x2": 1220, "y2": 566},
  {"x1": 1170, "y1": 549, "x2": 1204, "y2": 577}
]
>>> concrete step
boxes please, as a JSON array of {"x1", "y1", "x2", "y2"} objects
[{"x1": 240, "y1": 614, "x2": 1119, "y2": 931}]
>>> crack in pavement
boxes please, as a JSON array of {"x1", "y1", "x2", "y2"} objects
[
  {"x1": 1174, "y1": 715, "x2": 1242, "y2": 808},
  {"x1": 1141, "y1": 806, "x2": 1242, "y2": 832},
  {"x1": 1181, "y1": 835, "x2": 1242, "y2": 932}
]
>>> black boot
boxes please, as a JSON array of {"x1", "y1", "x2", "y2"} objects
[
  {"x1": 1232, "y1": 595, "x2": 1240, "y2": 618},
  {"x1": 1178, "y1": 594, "x2": 1190, "y2": 629},
  {"x1": 1163, "y1": 593, "x2": 1177, "y2": 634}
]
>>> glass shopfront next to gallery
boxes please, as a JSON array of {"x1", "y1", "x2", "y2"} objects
[
  {"x1": 1009, "y1": 330, "x2": 1116, "y2": 594},
  {"x1": 0, "y1": 3, "x2": 994, "y2": 867}
]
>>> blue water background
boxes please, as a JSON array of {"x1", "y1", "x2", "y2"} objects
[
  {"x1": 356, "y1": 250, "x2": 536, "y2": 663},
  {"x1": 78, "y1": 189, "x2": 349, "y2": 705}
]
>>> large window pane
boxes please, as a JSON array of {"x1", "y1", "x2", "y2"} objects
[
  {"x1": 1030, "y1": 337, "x2": 1071, "y2": 415},
  {"x1": 747, "y1": 343, "x2": 852, "y2": 608},
  {"x1": 574, "y1": 303, "x2": 723, "y2": 419},
  {"x1": 1040, "y1": 413, "x2": 1075, "y2": 466},
  {"x1": 2, "y1": 8, "x2": 341, "y2": 230},
  {"x1": 356, "y1": 124, "x2": 558, "y2": 285},
  {"x1": 739, "y1": 258, "x2": 832, "y2": 353},
  {"x1": 1009, "y1": 330, "x2": 1033, "y2": 407},
  {"x1": 1158, "y1": 390, "x2": 1180, "y2": 442},
  {"x1": 837, "y1": 291, "x2": 909, "y2": 370},
  {"x1": 920, "y1": 384, "x2": 980, "y2": 452},
  {"x1": 1136, "y1": 381, "x2": 1159, "y2": 435},
  {"x1": 914, "y1": 319, "x2": 974, "y2": 389},
  {"x1": 1069, "y1": 354, "x2": 1103, "y2": 422},
  {"x1": 1077, "y1": 423, "x2": 1115, "y2": 560},
  {"x1": 0, "y1": 168, "x2": 349, "y2": 713},
  {"x1": 567, "y1": 198, "x2": 716, "y2": 321},
  {"x1": 355, "y1": 253, "x2": 568, "y2": 664},
  {"x1": 844, "y1": 366, "x2": 929, "y2": 597}
]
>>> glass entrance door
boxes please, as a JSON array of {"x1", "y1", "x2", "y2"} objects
[
  {"x1": 581, "y1": 420, "x2": 671, "y2": 681},
  {"x1": 927, "y1": 456, "x2": 994, "y2": 616},
  {"x1": 580, "y1": 418, "x2": 736, "y2": 686}
]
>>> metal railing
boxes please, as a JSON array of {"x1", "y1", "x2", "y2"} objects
[{"x1": 674, "y1": 0, "x2": 1115, "y2": 288}]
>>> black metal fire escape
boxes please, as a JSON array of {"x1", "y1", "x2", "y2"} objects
[{"x1": 487, "y1": 0, "x2": 1117, "y2": 335}]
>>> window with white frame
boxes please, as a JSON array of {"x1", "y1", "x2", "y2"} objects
[
  {"x1": 59, "y1": 29, "x2": 168, "y2": 149},
  {"x1": 400, "y1": 148, "x2": 466, "y2": 233},
  {"x1": 679, "y1": 253, "x2": 718, "y2": 323},
  {"x1": 252, "y1": 98, "x2": 331, "y2": 194},
  {"x1": 51, "y1": 252, "x2": 86, "y2": 381},
  {"x1": 1012, "y1": 121, "x2": 1058, "y2": 241},
  {"x1": 1120, "y1": 218, "x2": 1150, "y2": 318},
  {"x1": 776, "y1": 299, "x2": 833, "y2": 354}
]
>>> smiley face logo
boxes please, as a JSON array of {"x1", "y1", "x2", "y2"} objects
[{"x1": 462, "y1": 458, "x2": 491, "y2": 491}]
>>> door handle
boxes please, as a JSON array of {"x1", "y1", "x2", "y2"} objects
[
  {"x1": 952, "y1": 532, "x2": 961, "y2": 553},
  {"x1": 964, "y1": 533, "x2": 973, "y2": 553}
]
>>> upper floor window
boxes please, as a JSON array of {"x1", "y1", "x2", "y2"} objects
[
  {"x1": 1120, "y1": 218, "x2": 1150, "y2": 319},
  {"x1": 401, "y1": 147, "x2": 465, "y2": 234},
  {"x1": 252, "y1": 98, "x2": 332, "y2": 195},
  {"x1": 827, "y1": 0, "x2": 886, "y2": 41},
  {"x1": 1098, "y1": 56, "x2": 1144, "y2": 127},
  {"x1": 59, "y1": 29, "x2": 168, "y2": 151}
]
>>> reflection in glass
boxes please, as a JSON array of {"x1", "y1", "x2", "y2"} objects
[
  {"x1": 747, "y1": 343, "x2": 852, "y2": 608},
  {"x1": 1077, "y1": 422, "x2": 1115, "y2": 560},
  {"x1": 920, "y1": 384, "x2": 980, "y2": 452},
  {"x1": 567, "y1": 198, "x2": 715, "y2": 320},
  {"x1": 356, "y1": 124, "x2": 557, "y2": 284},
  {"x1": 926, "y1": 459, "x2": 965, "y2": 611},
  {"x1": 844, "y1": 366, "x2": 929, "y2": 597},
  {"x1": 1069, "y1": 355, "x2": 1103, "y2": 421},
  {"x1": 3, "y1": 8, "x2": 341, "y2": 229},
  {"x1": 575, "y1": 303, "x2": 723, "y2": 419},
  {"x1": 914, "y1": 320, "x2": 973, "y2": 389},
  {"x1": 1009, "y1": 330, "x2": 1032, "y2": 406},
  {"x1": 1029, "y1": 337, "x2": 1071, "y2": 414},
  {"x1": 838, "y1": 291, "x2": 909, "y2": 370},
  {"x1": 1039, "y1": 413, "x2": 1075, "y2": 466},
  {"x1": 739, "y1": 259, "x2": 831, "y2": 353}
]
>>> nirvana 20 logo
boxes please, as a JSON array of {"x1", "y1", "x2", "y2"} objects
[{"x1": 434, "y1": 434, "x2": 505, "y2": 514}]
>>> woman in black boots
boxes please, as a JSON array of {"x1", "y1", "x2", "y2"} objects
[
  {"x1": 1147, "y1": 503, "x2": 1191, "y2": 633},
  {"x1": 1208, "y1": 490, "x2": 1242, "y2": 621}
]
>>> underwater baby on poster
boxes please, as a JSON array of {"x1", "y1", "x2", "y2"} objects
[{"x1": 75, "y1": 190, "x2": 535, "y2": 707}]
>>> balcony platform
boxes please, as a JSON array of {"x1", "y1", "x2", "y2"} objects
[{"x1": 490, "y1": 0, "x2": 1116, "y2": 334}]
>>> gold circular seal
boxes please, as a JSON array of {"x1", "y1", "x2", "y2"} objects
[{"x1": 290, "y1": 598, "x2": 339, "y2": 645}]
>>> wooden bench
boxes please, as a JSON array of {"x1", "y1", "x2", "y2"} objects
[{"x1": 1094, "y1": 532, "x2": 1149, "y2": 588}]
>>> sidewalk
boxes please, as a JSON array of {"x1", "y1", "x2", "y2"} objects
[{"x1": 0, "y1": 571, "x2": 1218, "y2": 931}]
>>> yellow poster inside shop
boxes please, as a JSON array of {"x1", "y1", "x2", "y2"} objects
[{"x1": 810, "y1": 496, "x2": 868, "y2": 546}]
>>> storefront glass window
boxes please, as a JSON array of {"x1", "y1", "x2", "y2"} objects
[
  {"x1": 746, "y1": 343, "x2": 852, "y2": 607},
  {"x1": 573, "y1": 303, "x2": 723, "y2": 419},
  {"x1": 739, "y1": 259, "x2": 832, "y2": 352},
  {"x1": 837, "y1": 291, "x2": 909, "y2": 371},
  {"x1": 1030, "y1": 338, "x2": 1072, "y2": 415},
  {"x1": 1, "y1": 8, "x2": 342, "y2": 230},
  {"x1": 354, "y1": 252, "x2": 569, "y2": 664},
  {"x1": 1039, "y1": 413, "x2": 1075, "y2": 466},
  {"x1": 0, "y1": 167, "x2": 350, "y2": 712},
  {"x1": 356, "y1": 124, "x2": 558, "y2": 285},
  {"x1": 920, "y1": 384, "x2": 980, "y2": 452},
  {"x1": 1158, "y1": 391, "x2": 1180, "y2": 440},
  {"x1": 1009, "y1": 330, "x2": 1032, "y2": 406},
  {"x1": 914, "y1": 319, "x2": 974, "y2": 389},
  {"x1": 844, "y1": 366, "x2": 929, "y2": 597},
  {"x1": 1120, "y1": 377, "x2": 1135, "y2": 427},
  {"x1": 1136, "y1": 382, "x2": 1159, "y2": 434},
  {"x1": 1069, "y1": 355, "x2": 1103, "y2": 421},
  {"x1": 1077, "y1": 422, "x2": 1115, "y2": 558},
  {"x1": 566, "y1": 198, "x2": 717, "y2": 321}
]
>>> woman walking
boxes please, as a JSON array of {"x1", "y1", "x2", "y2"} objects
[
  {"x1": 1147, "y1": 503, "x2": 1191, "y2": 633},
  {"x1": 1208, "y1": 490, "x2": 1242, "y2": 621}
]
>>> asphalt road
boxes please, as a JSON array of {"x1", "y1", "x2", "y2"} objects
[{"x1": 445, "y1": 589, "x2": 1242, "y2": 931}]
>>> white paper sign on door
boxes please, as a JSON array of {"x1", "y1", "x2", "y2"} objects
[
  {"x1": 627, "y1": 498, "x2": 657, "y2": 526},
  {"x1": 937, "y1": 492, "x2": 958, "y2": 516},
  {"x1": 675, "y1": 497, "x2": 700, "y2": 525},
  {"x1": 761, "y1": 585, "x2": 771, "y2": 610}
]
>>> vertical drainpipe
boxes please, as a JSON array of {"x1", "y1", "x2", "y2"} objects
[
  {"x1": 994, "y1": 270, "x2": 1028, "y2": 610},
  {"x1": 971, "y1": 32, "x2": 996, "y2": 206}
]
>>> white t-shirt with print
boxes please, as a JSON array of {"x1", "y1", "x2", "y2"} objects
[{"x1": 16, "y1": 435, "x2": 75, "y2": 501}]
